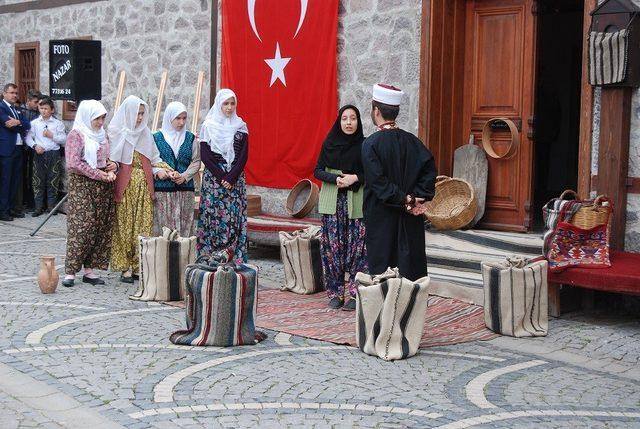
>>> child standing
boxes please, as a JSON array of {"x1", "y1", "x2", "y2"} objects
[{"x1": 26, "y1": 97, "x2": 66, "y2": 216}]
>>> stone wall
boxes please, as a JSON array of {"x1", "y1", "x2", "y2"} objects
[{"x1": 0, "y1": 0, "x2": 212, "y2": 124}]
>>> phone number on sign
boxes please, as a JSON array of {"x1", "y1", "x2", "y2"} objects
[{"x1": 51, "y1": 88, "x2": 71, "y2": 95}]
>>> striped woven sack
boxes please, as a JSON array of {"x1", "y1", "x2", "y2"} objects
[
  {"x1": 170, "y1": 249, "x2": 260, "y2": 346},
  {"x1": 355, "y1": 268, "x2": 430, "y2": 361},
  {"x1": 279, "y1": 226, "x2": 324, "y2": 294},
  {"x1": 481, "y1": 257, "x2": 548, "y2": 337},
  {"x1": 589, "y1": 28, "x2": 629, "y2": 86},
  {"x1": 131, "y1": 227, "x2": 196, "y2": 302}
]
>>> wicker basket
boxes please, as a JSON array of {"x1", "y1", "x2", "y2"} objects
[
  {"x1": 424, "y1": 176, "x2": 478, "y2": 230},
  {"x1": 570, "y1": 195, "x2": 611, "y2": 229}
]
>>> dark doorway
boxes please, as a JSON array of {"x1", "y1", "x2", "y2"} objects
[{"x1": 533, "y1": 0, "x2": 584, "y2": 228}]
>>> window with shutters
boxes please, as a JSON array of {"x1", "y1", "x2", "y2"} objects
[{"x1": 14, "y1": 42, "x2": 40, "y2": 104}]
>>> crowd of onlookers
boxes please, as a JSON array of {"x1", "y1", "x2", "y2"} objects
[{"x1": 0, "y1": 84, "x2": 66, "y2": 221}]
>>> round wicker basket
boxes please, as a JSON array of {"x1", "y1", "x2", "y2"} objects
[
  {"x1": 424, "y1": 175, "x2": 478, "y2": 230},
  {"x1": 286, "y1": 179, "x2": 319, "y2": 218},
  {"x1": 570, "y1": 195, "x2": 611, "y2": 229}
]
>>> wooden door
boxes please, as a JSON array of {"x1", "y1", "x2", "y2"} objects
[
  {"x1": 462, "y1": 0, "x2": 537, "y2": 231},
  {"x1": 14, "y1": 42, "x2": 40, "y2": 104}
]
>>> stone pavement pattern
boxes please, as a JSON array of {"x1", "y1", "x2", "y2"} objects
[{"x1": 1, "y1": 216, "x2": 640, "y2": 428}]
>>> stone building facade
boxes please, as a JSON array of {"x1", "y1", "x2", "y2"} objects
[{"x1": 1, "y1": 0, "x2": 639, "y2": 251}]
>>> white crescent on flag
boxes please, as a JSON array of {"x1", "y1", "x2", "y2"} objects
[{"x1": 247, "y1": 0, "x2": 308, "y2": 41}]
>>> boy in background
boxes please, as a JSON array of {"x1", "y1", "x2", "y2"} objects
[{"x1": 26, "y1": 97, "x2": 66, "y2": 217}]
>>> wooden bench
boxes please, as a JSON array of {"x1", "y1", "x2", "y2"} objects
[{"x1": 548, "y1": 250, "x2": 640, "y2": 316}]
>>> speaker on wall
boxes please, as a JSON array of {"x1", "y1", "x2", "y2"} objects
[{"x1": 49, "y1": 40, "x2": 101, "y2": 102}]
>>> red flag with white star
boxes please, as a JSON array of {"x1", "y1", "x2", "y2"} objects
[{"x1": 221, "y1": 0, "x2": 338, "y2": 188}]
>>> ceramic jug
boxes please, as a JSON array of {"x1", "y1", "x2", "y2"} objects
[{"x1": 37, "y1": 256, "x2": 58, "y2": 294}]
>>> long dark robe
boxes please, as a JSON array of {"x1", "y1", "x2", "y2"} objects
[{"x1": 361, "y1": 128, "x2": 437, "y2": 281}]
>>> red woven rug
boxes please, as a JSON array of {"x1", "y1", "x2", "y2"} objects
[{"x1": 256, "y1": 289, "x2": 497, "y2": 347}]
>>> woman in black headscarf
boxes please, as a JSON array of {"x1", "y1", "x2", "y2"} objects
[{"x1": 314, "y1": 105, "x2": 368, "y2": 311}]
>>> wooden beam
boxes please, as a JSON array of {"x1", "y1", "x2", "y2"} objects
[
  {"x1": 210, "y1": 0, "x2": 219, "y2": 106},
  {"x1": 418, "y1": 0, "x2": 432, "y2": 146},
  {"x1": 591, "y1": 175, "x2": 640, "y2": 195},
  {"x1": 0, "y1": 0, "x2": 106, "y2": 14},
  {"x1": 597, "y1": 87, "x2": 632, "y2": 250},
  {"x1": 577, "y1": 0, "x2": 598, "y2": 199}
]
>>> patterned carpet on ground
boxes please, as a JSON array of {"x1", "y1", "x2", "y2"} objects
[{"x1": 256, "y1": 289, "x2": 498, "y2": 347}]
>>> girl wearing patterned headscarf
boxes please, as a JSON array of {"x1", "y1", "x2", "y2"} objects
[
  {"x1": 62, "y1": 100, "x2": 117, "y2": 288},
  {"x1": 109, "y1": 95, "x2": 173, "y2": 283},
  {"x1": 196, "y1": 88, "x2": 249, "y2": 263},
  {"x1": 152, "y1": 101, "x2": 201, "y2": 236}
]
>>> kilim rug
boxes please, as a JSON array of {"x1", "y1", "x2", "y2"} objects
[{"x1": 256, "y1": 289, "x2": 498, "y2": 347}]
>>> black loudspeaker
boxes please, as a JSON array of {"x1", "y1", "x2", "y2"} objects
[{"x1": 49, "y1": 40, "x2": 101, "y2": 102}]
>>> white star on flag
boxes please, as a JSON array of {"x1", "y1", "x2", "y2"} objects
[{"x1": 264, "y1": 43, "x2": 291, "y2": 87}]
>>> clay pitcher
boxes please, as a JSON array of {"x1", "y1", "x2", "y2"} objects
[{"x1": 37, "y1": 256, "x2": 59, "y2": 294}]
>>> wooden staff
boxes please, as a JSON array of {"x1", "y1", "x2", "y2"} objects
[
  {"x1": 114, "y1": 70, "x2": 126, "y2": 110},
  {"x1": 192, "y1": 71, "x2": 205, "y2": 193},
  {"x1": 152, "y1": 70, "x2": 168, "y2": 131},
  {"x1": 191, "y1": 71, "x2": 205, "y2": 132}
]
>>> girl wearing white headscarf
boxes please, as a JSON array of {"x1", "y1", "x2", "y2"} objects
[
  {"x1": 62, "y1": 100, "x2": 117, "y2": 288},
  {"x1": 197, "y1": 89, "x2": 249, "y2": 263},
  {"x1": 152, "y1": 101, "x2": 201, "y2": 236},
  {"x1": 109, "y1": 95, "x2": 172, "y2": 283}
]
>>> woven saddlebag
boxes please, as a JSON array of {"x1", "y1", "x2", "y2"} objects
[
  {"x1": 355, "y1": 268, "x2": 430, "y2": 361},
  {"x1": 279, "y1": 226, "x2": 324, "y2": 294},
  {"x1": 131, "y1": 227, "x2": 196, "y2": 302},
  {"x1": 481, "y1": 257, "x2": 548, "y2": 337},
  {"x1": 170, "y1": 249, "x2": 261, "y2": 347}
]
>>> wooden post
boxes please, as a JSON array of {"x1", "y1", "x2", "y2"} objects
[
  {"x1": 597, "y1": 87, "x2": 632, "y2": 250},
  {"x1": 191, "y1": 71, "x2": 205, "y2": 132},
  {"x1": 114, "y1": 71, "x2": 126, "y2": 110},
  {"x1": 152, "y1": 70, "x2": 168, "y2": 131}
]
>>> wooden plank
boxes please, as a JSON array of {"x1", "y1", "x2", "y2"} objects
[
  {"x1": 152, "y1": 70, "x2": 168, "y2": 131},
  {"x1": 548, "y1": 282, "x2": 561, "y2": 317},
  {"x1": 210, "y1": 0, "x2": 219, "y2": 105},
  {"x1": 0, "y1": 0, "x2": 106, "y2": 14},
  {"x1": 453, "y1": 135, "x2": 488, "y2": 226},
  {"x1": 577, "y1": 0, "x2": 597, "y2": 199},
  {"x1": 591, "y1": 175, "x2": 640, "y2": 194},
  {"x1": 114, "y1": 71, "x2": 126, "y2": 110},
  {"x1": 597, "y1": 87, "x2": 632, "y2": 250},
  {"x1": 418, "y1": 0, "x2": 432, "y2": 145}
]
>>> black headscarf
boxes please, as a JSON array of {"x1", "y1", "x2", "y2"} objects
[{"x1": 317, "y1": 105, "x2": 365, "y2": 175}]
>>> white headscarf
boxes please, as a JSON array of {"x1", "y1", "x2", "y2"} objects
[
  {"x1": 72, "y1": 100, "x2": 107, "y2": 169},
  {"x1": 160, "y1": 101, "x2": 188, "y2": 157},
  {"x1": 200, "y1": 89, "x2": 248, "y2": 171},
  {"x1": 108, "y1": 95, "x2": 160, "y2": 165}
]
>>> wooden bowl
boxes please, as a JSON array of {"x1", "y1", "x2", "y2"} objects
[{"x1": 286, "y1": 179, "x2": 319, "y2": 218}]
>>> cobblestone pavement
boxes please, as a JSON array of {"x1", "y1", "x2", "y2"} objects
[{"x1": 1, "y1": 216, "x2": 640, "y2": 428}]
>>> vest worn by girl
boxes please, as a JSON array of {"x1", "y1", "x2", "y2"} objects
[{"x1": 153, "y1": 131, "x2": 195, "y2": 192}]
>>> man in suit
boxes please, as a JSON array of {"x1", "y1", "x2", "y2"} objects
[{"x1": 0, "y1": 83, "x2": 31, "y2": 221}]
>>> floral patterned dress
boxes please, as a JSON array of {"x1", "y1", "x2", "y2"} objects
[{"x1": 196, "y1": 169, "x2": 248, "y2": 263}]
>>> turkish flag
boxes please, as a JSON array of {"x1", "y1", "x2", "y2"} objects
[{"x1": 221, "y1": 0, "x2": 338, "y2": 189}]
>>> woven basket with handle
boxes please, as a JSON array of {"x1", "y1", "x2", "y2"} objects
[
  {"x1": 424, "y1": 175, "x2": 478, "y2": 230},
  {"x1": 570, "y1": 194, "x2": 611, "y2": 229}
]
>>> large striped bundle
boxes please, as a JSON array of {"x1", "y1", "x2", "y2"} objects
[
  {"x1": 481, "y1": 257, "x2": 548, "y2": 337},
  {"x1": 279, "y1": 226, "x2": 324, "y2": 295},
  {"x1": 131, "y1": 228, "x2": 196, "y2": 302},
  {"x1": 355, "y1": 268, "x2": 430, "y2": 361},
  {"x1": 170, "y1": 250, "x2": 259, "y2": 347},
  {"x1": 589, "y1": 29, "x2": 629, "y2": 86}
]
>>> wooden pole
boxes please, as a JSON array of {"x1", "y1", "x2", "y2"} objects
[
  {"x1": 114, "y1": 71, "x2": 126, "y2": 110},
  {"x1": 152, "y1": 70, "x2": 168, "y2": 131},
  {"x1": 191, "y1": 71, "x2": 205, "y2": 132},
  {"x1": 192, "y1": 71, "x2": 205, "y2": 194}
]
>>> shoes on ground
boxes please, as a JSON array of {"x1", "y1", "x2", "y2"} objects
[
  {"x1": 61, "y1": 278, "x2": 75, "y2": 287},
  {"x1": 328, "y1": 297, "x2": 344, "y2": 309},
  {"x1": 82, "y1": 275, "x2": 105, "y2": 285},
  {"x1": 342, "y1": 299, "x2": 357, "y2": 311},
  {"x1": 10, "y1": 210, "x2": 25, "y2": 218},
  {"x1": 132, "y1": 273, "x2": 140, "y2": 280},
  {"x1": 0, "y1": 214, "x2": 14, "y2": 221},
  {"x1": 32, "y1": 208, "x2": 45, "y2": 217},
  {"x1": 120, "y1": 274, "x2": 134, "y2": 284}
]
